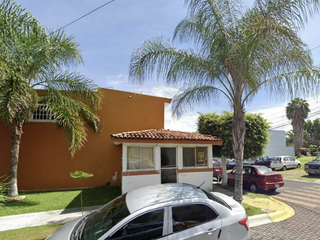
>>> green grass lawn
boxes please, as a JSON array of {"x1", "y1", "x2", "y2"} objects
[
  {"x1": 274, "y1": 156, "x2": 320, "y2": 182},
  {"x1": 0, "y1": 186, "x2": 121, "y2": 217},
  {"x1": 0, "y1": 224, "x2": 62, "y2": 240}
]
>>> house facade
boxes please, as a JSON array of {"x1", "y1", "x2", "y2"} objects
[
  {"x1": 0, "y1": 88, "x2": 171, "y2": 191},
  {"x1": 0, "y1": 88, "x2": 221, "y2": 193},
  {"x1": 111, "y1": 129, "x2": 222, "y2": 193}
]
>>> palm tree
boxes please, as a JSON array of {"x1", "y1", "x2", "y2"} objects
[
  {"x1": 286, "y1": 98, "x2": 310, "y2": 157},
  {"x1": 0, "y1": 0, "x2": 101, "y2": 197},
  {"x1": 129, "y1": 0, "x2": 320, "y2": 202}
]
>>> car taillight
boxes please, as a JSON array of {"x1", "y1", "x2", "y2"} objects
[
  {"x1": 279, "y1": 160, "x2": 282, "y2": 163},
  {"x1": 262, "y1": 177, "x2": 267, "y2": 183},
  {"x1": 239, "y1": 217, "x2": 249, "y2": 230}
]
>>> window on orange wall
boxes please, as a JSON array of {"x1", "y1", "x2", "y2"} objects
[
  {"x1": 183, "y1": 147, "x2": 208, "y2": 167},
  {"x1": 127, "y1": 146, "x2": 154, "y2": 170},
  {"x1": 29, "y1": 104, "x2": 55, "y2": 122}
]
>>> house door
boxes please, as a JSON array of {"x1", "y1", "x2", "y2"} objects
[{"x1": 161, "y1": 147, "x2": 177, "y2": 183}]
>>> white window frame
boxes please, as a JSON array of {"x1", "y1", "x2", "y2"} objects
[
  {"x1": 29, "y1": 104, "x2": 55, "y2": 123},
  {"x1": 182, "y1": 146, "x2": 209, "y2": 168},
  {"x1": 126, "y1": 146, "x2": 155, "y2": 171}
]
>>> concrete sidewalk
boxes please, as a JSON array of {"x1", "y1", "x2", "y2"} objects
[{"x1": 0, "y1": 186, "x2": 294, "y2": 232}]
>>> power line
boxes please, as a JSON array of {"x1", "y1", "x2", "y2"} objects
[{"x1": 53, "y1": 0, "x2": 116, "y2": 33}]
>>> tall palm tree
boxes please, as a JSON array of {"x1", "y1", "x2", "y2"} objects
[
  {"x1": 286, "y1": 98, "x2": 310, "y2": 157},
  {"x1": 0, "y1": 0, "x2": 101, "y2": 197},
  {"x1": 129, "y1": 0, "x2": 320, "y2": 202}
]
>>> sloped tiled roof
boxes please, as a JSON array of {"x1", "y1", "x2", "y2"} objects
[{"x1": 111, "y1": 129, "x2": 222, "y2": 145}]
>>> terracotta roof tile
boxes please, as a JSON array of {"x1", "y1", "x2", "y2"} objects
[{"x1": 111, "y1": 129, "x2": 221, "y2": 142}]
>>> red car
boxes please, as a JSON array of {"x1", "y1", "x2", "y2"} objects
[
  {"x1": 213, "y1": 160, "x2": 223, "y2": 182},
  {"x1": 227, "y1": 165, "x2": 284, "y2": 192}
]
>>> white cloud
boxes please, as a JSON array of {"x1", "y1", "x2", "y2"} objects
[{"x1": 164, "y1": 105, "x2": 198, "y2": 132}]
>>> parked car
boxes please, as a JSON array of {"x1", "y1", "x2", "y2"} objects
[
  {"x1": 213, "y1": 160, "x2": 223, "y2": 182},
  {"x1": 228, "y1": 165, "x2": 284, "y2": 193},
  {"x1": 270, "y1": 156, "x2": 301, "y2": 171},
  {"x1": 226, "y1": 159, "x2": 250, "y2": 170},
  {"x1": 254, "y1": 156, "x2": 273, "y2": 167},
  {"x1": 304, "y1": 155, "x2": 320, "y2": 175},
  {"x1": 47, "y1": 183, "x2": 250, "y2": 240}
]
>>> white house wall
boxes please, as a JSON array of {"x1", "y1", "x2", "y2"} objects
[
  {"x1": 265, "y1": 130, "x2": 294, "y2": 157},
  {"x1": 178, "y1": 172, "x2": 212, "y2": 192},
  {"x1": 121, "y1": 143, "x2": 213, "y2": 194}
]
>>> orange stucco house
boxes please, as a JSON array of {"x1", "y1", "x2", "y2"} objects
[
  {"x1": 0, "y1": 88, "x2": 171, "y2": 191},
  {"x1": 0, "y1": 88, "x2": 222, "y2": 193}
]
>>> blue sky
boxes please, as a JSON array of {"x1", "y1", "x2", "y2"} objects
[{"x1": 15, "y1": 0, "x2": 320, "y2": 132}]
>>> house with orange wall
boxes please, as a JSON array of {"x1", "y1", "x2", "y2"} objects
[
  {"x1": 0, "y1": 88, "x2": 222, "y2": 193},
  {"x1": 0, "y1": 88, "x2": 171, "y2": 191}
]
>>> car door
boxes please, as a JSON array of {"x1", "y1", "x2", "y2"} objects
[
  {"x1": 106, "y1": 208, "x2": 168, "y2": 240},
  {"x1": 167, "y1": 203, "x2": 221, "y2": 240},
  {"x1": 242, "y1": 167, "x2": 251, "y2": 188},
  {"x1": 289, "y1": 157, "x2": 296, "y2": 168}
]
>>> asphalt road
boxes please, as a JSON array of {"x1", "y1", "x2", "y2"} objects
[{"x1": 250, "y1": 180, "x2": 320, "y2": 240}]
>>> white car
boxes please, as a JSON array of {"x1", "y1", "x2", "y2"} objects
[
  {"x1": 270, "y1": 156, "x2": 301, "y2": 171},
  {"x1": 47, "y1": 183, "x2": 250, "y2": 240}
]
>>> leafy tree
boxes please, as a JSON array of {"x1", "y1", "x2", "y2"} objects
[
  {"x1": 199, "y1": 112, "x2": 270, "y2": 159},
  {"x1": 0, "y1": 0, "x2": 101, "y2": 197},
  {"x1": 286, "y1": 98, "x2": 310, "y2": 157},
  {"x1": 129, "y1": 0, "x2": 320, "y2": 202},
  {"x1": 305, "y1": 118, "x2": 320, "y2": 146}
]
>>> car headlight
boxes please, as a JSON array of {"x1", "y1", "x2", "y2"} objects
[{"x1": 305, "y1": 165, "x2": 309, "y2": 169}]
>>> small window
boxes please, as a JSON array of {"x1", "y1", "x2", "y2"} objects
[
  {"x1": 110, "y1": 209, "x2": 164, "y2": 240},
  {"x1": 172, "y1": 204, "x2": 218, "y2": 233},
  {"x1": 127, "y1": 147, "x2": 154, "y2": 170},
  {"x1": 183, "y1": 147, "x2": 208, "y2": 167},
  {"x1": 29, "y1": 104, "x2": 55, "y2": 122}
]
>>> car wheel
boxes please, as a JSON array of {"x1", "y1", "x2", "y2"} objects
[
  {"x1": 271, "y1": 168, "x2": 275, "y2": 171},
  {"x1": 297, "y1": 164, "x2": 301, "y2": 168},
  {"x1": 308, "y1": 173, "x2": 314, "y2": 176},
  {"x1": 282, "y1": 165, "x2": 287, "y2": 171},
  {"x1": 249, "y1": 183, "x2": 259, "y2": 193}
]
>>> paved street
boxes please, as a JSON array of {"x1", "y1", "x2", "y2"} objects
[{"x1": 250, "y1": 180, "x2": 320, "y2": 240}]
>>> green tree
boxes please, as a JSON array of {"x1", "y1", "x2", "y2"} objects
[
  {"x1": 286, "y1": 98, "x2": 310, "y2": 157},
  {"x1": 129, "y1": 0, "x2": 320, "y2": 202},
  {"x1": 0, "y1": 0, "x2": 101, "y2": 197},
  {"x1": 305, "y1": 118, "x2": 320, "y2": 146},
  {"x1": 198, "y1": 112, "x2": 270, "y2": 184},
  {"x1": 198, "y1": 112, "x2": 270, "y2": 159}
]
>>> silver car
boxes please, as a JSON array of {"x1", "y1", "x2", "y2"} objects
[
  {"x1": 47, "y1": 183, "x2": 250, "y2": 240},
  {"x1": 270, "y1": 156, "x2": 301, "y2": 171}
]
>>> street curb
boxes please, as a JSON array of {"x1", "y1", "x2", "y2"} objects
[
  {"x1": 243, "y1": 197, "x2": 295, "y2": 226},
  {"x1": 267, "y1": 197, "x2": 295, "y2": 222}
]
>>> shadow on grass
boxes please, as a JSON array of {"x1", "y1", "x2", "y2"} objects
[
  {"x1": 64, "y1": 186, "x2": 121, "y2": 211},
  {"x1": 301, "y1": 174, "x2": 320, "y2": 179}
]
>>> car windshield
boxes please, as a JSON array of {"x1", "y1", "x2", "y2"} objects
[
  {"x1": 256, "y1": 166, "x2": 273, "y2": 174},
  {"x1": 81, "y1": 194, "x2": 130, "y2": 240},
  {"x1": 213, "y1": 161, "x2": 221, "y2": 166}
]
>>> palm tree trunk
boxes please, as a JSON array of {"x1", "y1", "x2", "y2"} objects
[
  {"x1": 221, "y1": 156, "x2": 228, "y2": 186},
  {"x1": 8, "y1": 120, "x2": 23, "y2": 197},
  {"x1": 233, "y1": 106, "x2": 245, "y2": 204}
]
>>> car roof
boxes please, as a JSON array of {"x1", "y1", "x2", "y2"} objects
[{"x1": 126, "y1": 183, "x2": 208, "y2": 213}]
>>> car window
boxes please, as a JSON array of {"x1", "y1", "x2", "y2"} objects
[
  {"x1": 201, "y1": 190, "x2": 231, "y2": 210},
  {"x1": 256, "y1": 166, "x2": 273, "y2": 174},
  {"x1": 82, "y1": 194, "x2": 130, "y2": 240},
  {"x1": 110, "y1": 209, "x2": 164, "y2": 240},
  {"x1": 289, "y1": 157, "x2": 295, "y2": 162},
  {"x1": 243, "y1": 167, "x2": 252, "y2": 175},
  {"x1": 172, "y1": 204, "x2": 218, "y2": 233}
]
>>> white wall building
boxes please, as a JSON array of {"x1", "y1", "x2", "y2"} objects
[
  {"x1": 111, "y1": 129, "x2": 222, "y2": 194},
  {"x1": 265, "y1": 130, "x2": 294, "y2": 157}
]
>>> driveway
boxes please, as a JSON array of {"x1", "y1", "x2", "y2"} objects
[{"x1": 250, "y1": 180, "x2": 320, "y2": 240}]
